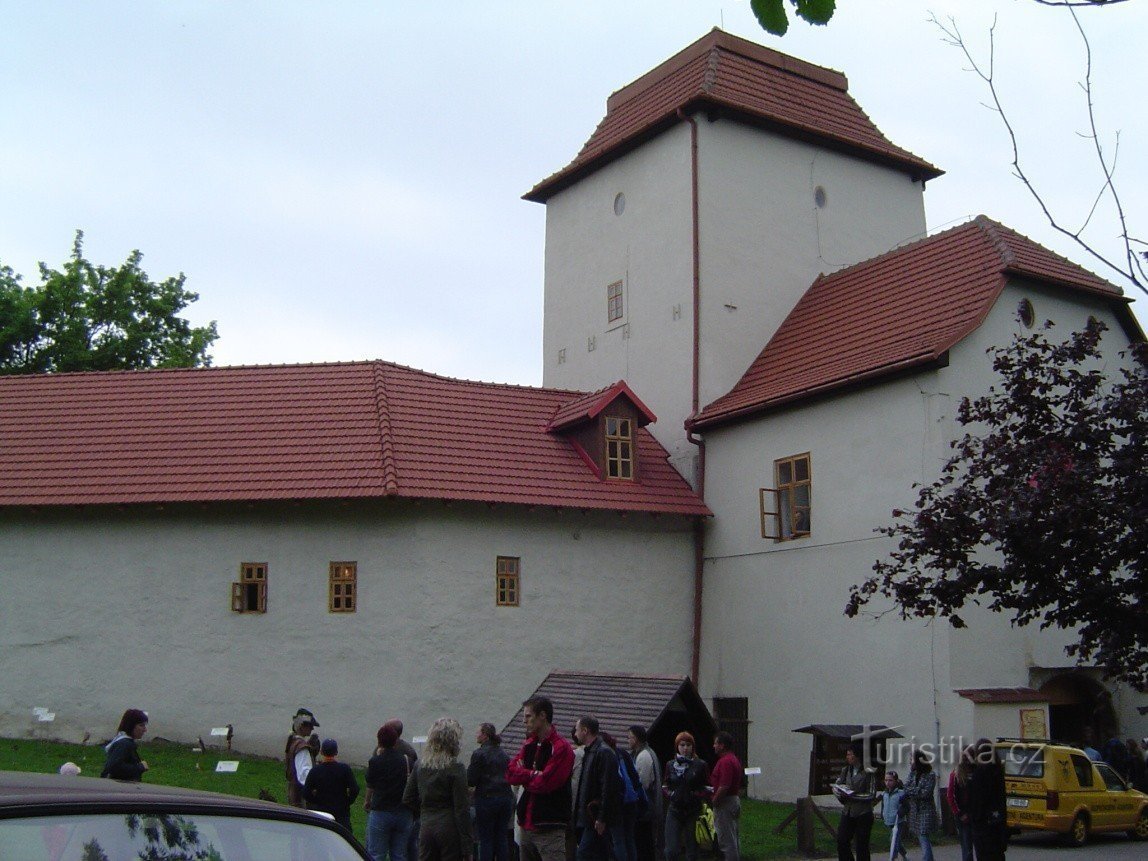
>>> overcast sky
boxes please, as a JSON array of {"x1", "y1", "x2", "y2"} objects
[{"x1": 2, "y1": 1, "x2": 1143, "y2": 385}]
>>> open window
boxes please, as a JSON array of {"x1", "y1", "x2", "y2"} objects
[
  {"x1": 760, "y1": 454, "x2": 811, "y2": 541},
  {"x1": 231, "y1": 563, "x2": 267, "y2": 613}
]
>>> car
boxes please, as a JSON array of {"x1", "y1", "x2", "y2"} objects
[
  {"x1": 995, "y1": 740, "x2": 1148, "y2": 846},
  {"x1": 0, "y1": 769, "x2": 370, "y2": 859}
]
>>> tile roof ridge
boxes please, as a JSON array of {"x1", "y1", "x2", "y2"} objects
[
  {"x1": 702, "y1": 44, "x2": 721, "y2": 94},
  {"x1": 971, "y1": 214, "x2": 1018, "y2": 269},
  {"x1": 370, "y1": 361, "x2": 399, "y2": 494},
  {"x1": 821, "y1": 217, "x2": 983, "y2": 280}
]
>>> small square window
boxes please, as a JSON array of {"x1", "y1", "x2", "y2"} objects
[
  {"x1": 607, "y1": 280, "x2": 624, "y2": 323},
  {"x1": 329, "y1": 562, "x2": 357, "y2": 613},
  {"x1": 496, "y1": 556, "x2": 520, "y2": 607},
  {"x1": 231, "y1": 563, "x2": 267, "y2": 613}
]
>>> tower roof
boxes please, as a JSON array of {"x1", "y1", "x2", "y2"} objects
[{"x1": 526, "y1": 28, "x2": 942, "y2": 202}]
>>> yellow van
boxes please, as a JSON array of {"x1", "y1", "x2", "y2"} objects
[{"x1": 995, "y1": 741, "x2": 1148, "y2": 846}]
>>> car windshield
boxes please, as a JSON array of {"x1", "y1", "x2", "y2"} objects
[
  {"x1": 999, "y1": 745, "x2": 1045, "y2": 777},
  {"x1": 0, "y1": 810, "x2": 363, "y2": 860}
]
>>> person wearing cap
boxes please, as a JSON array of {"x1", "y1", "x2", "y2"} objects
[
  {"x1": 285, "y1": 708, "x2": 321, "y2": 807},
  {"x1": 305, "y1": 738, "x2": 360, "y2": 831},
  {"x1": 101, "y1": 708, "x2": 149, "y2": 781}
]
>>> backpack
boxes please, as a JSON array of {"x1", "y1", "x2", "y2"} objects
[{"x1": 618, "y1": 749, "x2": 647, "y2": 816}]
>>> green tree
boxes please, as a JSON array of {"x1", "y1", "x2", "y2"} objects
[
  {"x1": 845, "y1": 319, "x2": 1148, "y2": 688},
  {"x1": 0, "y1": 231, "x2": 217, "y2": 374},
  {"x1": 750, "y1": 0, "x2": 836, "y2": 36}
]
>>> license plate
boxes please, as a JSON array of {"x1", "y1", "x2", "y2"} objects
[{"x1": 1007, "y1": 798, "x2": 1029, "y2": 808}]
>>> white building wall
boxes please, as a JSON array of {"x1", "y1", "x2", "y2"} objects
[
  {"x1": 695, "y1": 119, "x2": 928, "y2": 412},
  {"x1": 540, "y1": 118, "x2": 928, "y2": 485},
  {"x1": 697, "y1": 283, "x2": 1144, "y2": 798},
  {"x1": 0, "y1": 500, "x2": 697, "y2": 762},
  {"x1": 540, "y1": 125, "x2": 697, "y2": 478}
]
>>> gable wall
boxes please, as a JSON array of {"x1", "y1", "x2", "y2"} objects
[
  {"x1": 696, "y1": 283, "x2": 1143, "y2": 798},
  {"x1": 0, "y1": 500, "x2": 697, "y2": 762}
]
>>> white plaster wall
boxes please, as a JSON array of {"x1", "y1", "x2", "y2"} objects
[
  {"x1": 539, "y1": 117, "x2": 928, "y2": 484},
  {"x1": 0, "y1": 500, "x2": 696, "y2": 763},
  {"x1": 540, "y1": 125, "x2": 697, "y2": 476},
  {"x1": 695, "y1": 119, "x2": 928, "y2": 410},
  {"x1": 696, "y1": 283, "x2": 1144, "y2": 797}
]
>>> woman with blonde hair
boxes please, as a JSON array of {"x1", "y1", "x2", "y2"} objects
[{"x1": 403, "y1": 718, "x2": 473, "y2": 861}]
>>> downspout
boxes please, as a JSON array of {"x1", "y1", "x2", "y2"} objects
[{"x1": 678, "y1": 106, "x2": 705, "y2": 684}]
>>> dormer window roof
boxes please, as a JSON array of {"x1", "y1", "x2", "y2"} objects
[{"x1": 548, "y1": 381, "x2": 657, "y2": 483}]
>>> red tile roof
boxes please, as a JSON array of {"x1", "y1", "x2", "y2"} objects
[
  {"x1": 690, "y1": 216, "x2": 1131, "y2": 430},
  {"x1": 526, "y1": 29, "x2": 941, "y2": 202},
  {"x1": 547, "y1": 380, "x2": 657, "y2": 432},
  {"x1": 0, "y1": 361, "x2": 709, "y2": 516}
]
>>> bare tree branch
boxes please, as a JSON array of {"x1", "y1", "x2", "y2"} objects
[{"x1": 931, "y1": 12, "x2": 1146, "y2": 296}]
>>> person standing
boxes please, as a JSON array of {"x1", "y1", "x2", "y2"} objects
[
  {"x1": 285, "y1": 708, "x2": 320, "y2": 808},
  {"x1": 468, "y1": 722, "x2": 514, "y2": 861},
  {"x1": 903, "y1": 750, "x2": 938, "y2": 861},
  {"x1": 403, "y1": 718, "x2": 473, "y2": 861},
  {"x1": 710, "y1": 732, "x2": 742, "y2": 861},
  {"x1": 573, "y1": 718, "x2": 621, "y2": 861},
  {"x1": 388, "y1": 719, "x2": 422, "y2": 861},
  {"x1": 507, "y1": 696, "x2": 575, "y2": 861},
  {"x1": 305, "y1": 738, "x2": 360, "y2": 831},
  {"x1": 832, "y1": 742, "x2": 876, "y2": 861},
  {"x1": 946, "y1": 746, "x2": 975, "y2": 861},
  {"x1": 879, "y1": 771, "x2": 906, "y2": 861},
  {"x1": 366, "y1": 724, "x2": 413, "y2": 861},
  {"x1": 101, "y1": 708, "x2": 149, "y2": 781},
  {"x1": 966, "y1": 739, "x2": 1008, "y2": 861},
  {"x1": 661, "y1": 732, "x2": 708, "y2": 861},
  {"x1": 628, "y1": 725, "x2": 661, "y2": 861}
]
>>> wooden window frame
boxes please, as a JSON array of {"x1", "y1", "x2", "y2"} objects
[
  {"x1": 607, "y1": 280, "x2": 624, "y2": 324},
  {"x1": 496, "y1": 556, "x2": 520, "y2": 607},
  {"x1": 328, "y1": 561, "x2": 357, "y2": 613},
  {"x1": 761, "y1": 453, "x2": 811, "y2": 541},
  {"x1": 231, "y1": 562, "x2": 267, "y2": 613},
  {"x1": 605, "y1": 415, "x2": 634, "y2": 480}
]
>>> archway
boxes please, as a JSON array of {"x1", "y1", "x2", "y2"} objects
[{"x1": 1038, "y1": 672, "x2": 1117, "y2": 747}]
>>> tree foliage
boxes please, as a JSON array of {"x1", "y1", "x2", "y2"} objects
[
  {"x1": 0, "y1": 232, "x2": 217, "y2": 374},
  {"x1": 846, "y1": 319, "x2": 1148, "y2": 688},
  {"x1": 750, "y1": 0, "x2": 836, "y2": 36}
]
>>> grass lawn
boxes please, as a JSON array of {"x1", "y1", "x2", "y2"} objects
[{"x1": 1, "y1": 737, "x2": 921, "y2": 859}]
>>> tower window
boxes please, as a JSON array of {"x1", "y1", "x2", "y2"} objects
[{"x1": 607, "y1": 280, "x2": 624, "y2": 323}]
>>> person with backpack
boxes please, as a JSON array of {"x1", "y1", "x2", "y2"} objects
[{"x1": 604, "y1": 732, "x2": 646, "y2": 861}]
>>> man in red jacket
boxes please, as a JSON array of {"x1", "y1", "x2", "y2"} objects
[
  {"x1": 710, "y1": 731, "x2": 743, "y2": 861},
  {"x1": 508, "y1": 696, "x2": 575, "y2": 861}
]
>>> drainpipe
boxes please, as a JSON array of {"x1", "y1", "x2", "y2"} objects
[{"x1": 678, "y1": 107, "x2": 705, "y2": 685}]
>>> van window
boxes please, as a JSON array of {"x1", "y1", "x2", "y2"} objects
[
  {"x1": 1070, "y1": 754, "x2": 1094, "y2": 787},
  {"x1": 1000, "y1": 746, "x2": 1044, "y2": 777}
]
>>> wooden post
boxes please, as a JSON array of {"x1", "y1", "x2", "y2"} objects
[{"x1": 796, "y1": 797, "x2": 816, "y2": 855}]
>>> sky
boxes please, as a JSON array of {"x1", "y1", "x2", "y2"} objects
[{"x1": 2, "y1": 1, "x2": 1144, "y2": 386}]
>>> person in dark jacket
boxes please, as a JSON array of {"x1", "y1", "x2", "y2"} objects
[
  {"x1": 101, "y1": 708, "x2": 149, "y2": 781},
  {"x1": 832, "y1": 742, "x2": 876, "y2": 861},
  {"x1": 507, "y1": 696, "x2": 575, "y2": 861},
  {"x1": 366, "y1": 724, "x2": 414, "y2": 861},
  {"x1": 468, "y1": 722, "x2": 514, "y2": 861},
  {"x1": 661, "y1": 731, "x2": 708, "y2": 861},
  {"x1": 573, "y1": 717, "x2": 621, "y2": 861},
  {"x1": 966, "y1": 739, "x2": 1008, "y2": 861},
  {"x1": 305, "y1": 738, "x2": 360, "y2": 831}
]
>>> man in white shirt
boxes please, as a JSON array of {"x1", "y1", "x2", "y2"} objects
[
  {"x1": 285, "y1": 708, "x2": 320, "y2": 807},
  {"x1": 628, "y1": 724, "x2": 661, "y2": 861}
]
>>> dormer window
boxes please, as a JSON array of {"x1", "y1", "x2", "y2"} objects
[{"x1": 605, "y1": 416, "x2": 633, "y2": 480}]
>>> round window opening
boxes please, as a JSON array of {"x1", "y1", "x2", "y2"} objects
[
  {"x1": 814, "y1": 186, "x2": 827, "y2": 209},
  {"x1": 613, "y1": 193, "x2": 626, "y2": 216},
  {"x1": 1018, "y1": 298, "x2": 1035, "y2": 328}
]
